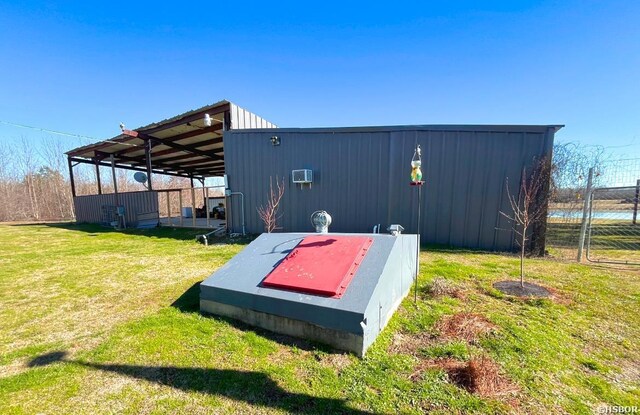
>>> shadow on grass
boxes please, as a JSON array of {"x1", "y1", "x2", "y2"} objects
[
  {"x1": 171, "y1": 281, "x2": 335, "y2": 353},
  {"x1": 170, "y1": 281, "x2": 202, "y2": 313},
  {"x1": 28, "y1": 352, "x2": 372, "y2": 414},
  {"x1": 8, "y1": 222, "x2": 255, "y2": 245},
  {"x1": 421, "y1": 243, "x2": 520, "y2": 256}
]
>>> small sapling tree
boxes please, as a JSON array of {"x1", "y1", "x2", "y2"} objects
[
  {"x1": 257, "y1": 176, "x2": 285, "y2": 233},
  {"x1": 500, "y1": 158, "x2": 551, "y2": 289}
]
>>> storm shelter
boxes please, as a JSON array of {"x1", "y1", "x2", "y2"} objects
[{"x1": 200, "y1": 232, "x2": 417, "y2": 356}]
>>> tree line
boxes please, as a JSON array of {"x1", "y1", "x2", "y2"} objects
[{"x1": 0, "y1": 138, "x2": 191, "y2": 222}]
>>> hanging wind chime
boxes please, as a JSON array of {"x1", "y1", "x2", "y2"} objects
[{"x1": 410, "y1": 145, "x2": 424, "y2": 303}]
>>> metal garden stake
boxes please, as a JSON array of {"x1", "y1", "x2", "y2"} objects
[{"x1": 410, "y1": 144, "x2": 424, "y2": 304}]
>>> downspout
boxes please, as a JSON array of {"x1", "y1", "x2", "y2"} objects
[{"x1": 226, "y1": 191, "x2": 246, "y2": 235}]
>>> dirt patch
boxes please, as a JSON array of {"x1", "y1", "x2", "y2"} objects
[
  {"x1": 413, "y1": 356, "x2": 519, "y2": 398},
  {"x1": 493, "y1": 280, "x2": 551, "y2": 297},
  {"x1": 609, "y1": 359, "x2": 640, "y2": 389},
  {"x1": 318, "y1": 353, "x2": 353, "y2": 372},
  {"x1": 435, "y1": 312, "x2": 497, "y2": 344},
  {"x1": 388, "y1": 332, "x2": 434, "y2": 356},
  {"x1": 545, "y1": 286, "x2": 573, "y2": 305}
]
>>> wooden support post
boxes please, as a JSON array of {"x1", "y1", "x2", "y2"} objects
[
  {"x1": 110, "y1": 154, "x2": 119, "y2": 206},
  {"x1": 633, "y1": 179, "x2": 640, "y2": 225},
  {"x1": 189, "y1": 175, "x2": 196, "y2": 227},
  {"x1": 191, "y1": 186, "x2": 196, "y2": 227},
  {"x1": 67, "y1": 157, "x2": 77, "y2": 198},
  {"x1": 205, "y1": 187, "x2": 210, "y2": 228},
  {"x1": 95, "y1": 160, "x2": 102, "y2": 195},
  {"x1": 179, "y1": 190, "x2": 184, "y2": 227},
  {"x1": 145, "y1": 138, "x2": 153, "y2": 191},
  {"x1": 166, "y1": 191, "x2": 172, "y2": 226}
]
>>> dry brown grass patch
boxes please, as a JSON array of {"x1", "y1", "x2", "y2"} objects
[
  {"x1": 318, "y1": 353, "x2": 353, "y2": 372},
  {"x1": 427, "y1": 277, "x2": 466, "y2": 299},
  {"x1": 413, "y1": 355, "x2": 519, "y2": 399},
  {"x1": 388, "y1": 332, "x2": 434, "y2": 356},
  {"x1": 435, "y1": 312, "x2": 497, "y2": 344},
  {"x1": 545, "y1": 286, "x2": 573, "y2": 305}
]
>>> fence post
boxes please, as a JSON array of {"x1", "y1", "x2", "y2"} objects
[
  {"x1": 577, "y1": 167, "x2": 594, "y2": 262},
  {"x1": 633, "y1": 179, "x2": 640, "y2": 225}
]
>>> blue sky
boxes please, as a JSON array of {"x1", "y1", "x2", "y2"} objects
[{"x1": 0, "y1": 0, "x2": 639, "y2": 158}]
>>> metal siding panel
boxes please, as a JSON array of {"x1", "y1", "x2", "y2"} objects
[
  {"x1": 235, "y1": 107, "x2": 244, "y2": 129},
  {"x1": 492, "y1": 133, "x2": 518, "y2": 250},
  {"x1": 448, "y1": 132, "x2": 466, "y2": 246},
  {"x1": 243, "y1": 110, "x2": 250, "y2": 130},
  {"x1": 73, "y1": 191, "x2": 158, "y2": 226},
  {"x1": 229, "y1": 103, "x2": 237, "y2": 129},
  {"x1": 232, "y1": 104, "x2": 241, "y2": 129},
  {"x1": 477, "y1": 133, "x2": 503, "y2": 249},
  {"x1": 236, "y1": 105, "x2": 243, "y2": 129},
  {"x1": 224, "y1": 126, "x2": 556, "y2": 251},
  {"x1": 228, "y1": 104, "x2": 277, "y2": 131}
]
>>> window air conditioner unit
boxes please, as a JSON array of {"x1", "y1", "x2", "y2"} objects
[{"x1": 292, "y1": 169, "x2": 313, "y2": 184}]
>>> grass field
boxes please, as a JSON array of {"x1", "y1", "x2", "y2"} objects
[{"x1": 0, "y1": 223, "x2": 638, "y2": 414}]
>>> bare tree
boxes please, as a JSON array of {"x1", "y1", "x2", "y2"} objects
[
  {"x1": 257, "y1": 176, "x2": 285, "y2": 233},
  {"x1": 17, "y1": 138, "x2": 40, "y2": 220},
  {"x1": 39, "y1": 138, "x2": 74, "y2": 219},
  {"x1": 501, "y1": 158, "x2": 551, "y2": 287},
  {"x1": 551, "y1": 142, "x2": 608, "y2": 202},
  {"x1": 0, "y1": 146, "x2": 10, "y2": 221}
]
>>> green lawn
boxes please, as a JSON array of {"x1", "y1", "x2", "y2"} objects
[{"x1": 0, "y1": 223, "x2": 638, "y2": 414}]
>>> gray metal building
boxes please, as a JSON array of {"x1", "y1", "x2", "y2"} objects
[{"x1": 224, "y1": 125, "x2": 562, "y2": 252}]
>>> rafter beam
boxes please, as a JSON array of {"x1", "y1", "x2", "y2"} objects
[
  {"x1": 148, "y1": 136, "x2": 224, "y2": 159},
  {"x1": 174, "y1": 158, "x2": 224, "y2": 167},
  {"x1": 175, "y1": 164, "x2": 225, "y2": 174},
  {"x1": 69, "y1": 157, "x2": 204, "y2": 180},
  {"x1": 122, "y1": 130, "x2": 224, "y2": 161},
  {"x1": 116, "y1": 123, "x2": 223, "y2": 156}
]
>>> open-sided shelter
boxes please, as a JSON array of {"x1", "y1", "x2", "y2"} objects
[{"x1": 66, "y1": 100, "x2": 275, "y2": 228}]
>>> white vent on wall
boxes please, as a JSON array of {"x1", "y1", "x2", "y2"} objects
[{"x1": 292, "y1": 169, "x2": 313, "y2": 184}]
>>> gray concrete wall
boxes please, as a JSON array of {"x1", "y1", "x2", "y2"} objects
[
  {"x1": 362, "y1": 234, "x2": 417, "y2": 352},
  {"x1": 224, "y1": 125, "x2": 559, "y2": 251}
]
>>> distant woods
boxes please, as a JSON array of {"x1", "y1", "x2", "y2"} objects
[{"x1": 0, "y1": 138, "x2": 190, "y2": 222}]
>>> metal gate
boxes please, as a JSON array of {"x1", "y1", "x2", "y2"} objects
[{"x1": 586, "y1": 185, "x2": 640, "y2": 264}]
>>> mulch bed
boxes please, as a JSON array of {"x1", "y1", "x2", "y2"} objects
[
  {"x1": 493, "y1": 280, "x2": 551, "y2": 297},
  {"x1": 411, "y1": 355, "x2": 519, "y2": 398}
]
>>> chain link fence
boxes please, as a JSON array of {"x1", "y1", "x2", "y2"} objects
[
  {"x1": 584, "y1": 186, "x2": 640, "y2": 264},
  {"x1": 546, "y1": 158, "x2": 640, "y2": 263}
]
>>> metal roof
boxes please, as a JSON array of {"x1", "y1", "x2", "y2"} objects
[
  {"x1": 232, "y1": 124, "x2": 564, "y2": 134},
  {"x1": 66, "y1": 100, "x2": 275, "y2": 179}
]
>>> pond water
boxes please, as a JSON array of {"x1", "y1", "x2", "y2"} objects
[{"x1": 548, "y1": 210, "x2": 635, "y2": 220}]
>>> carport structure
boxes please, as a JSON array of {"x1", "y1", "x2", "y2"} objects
[{"x1": 66, "y1": 100, "x2": 275, "y2": 228}]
